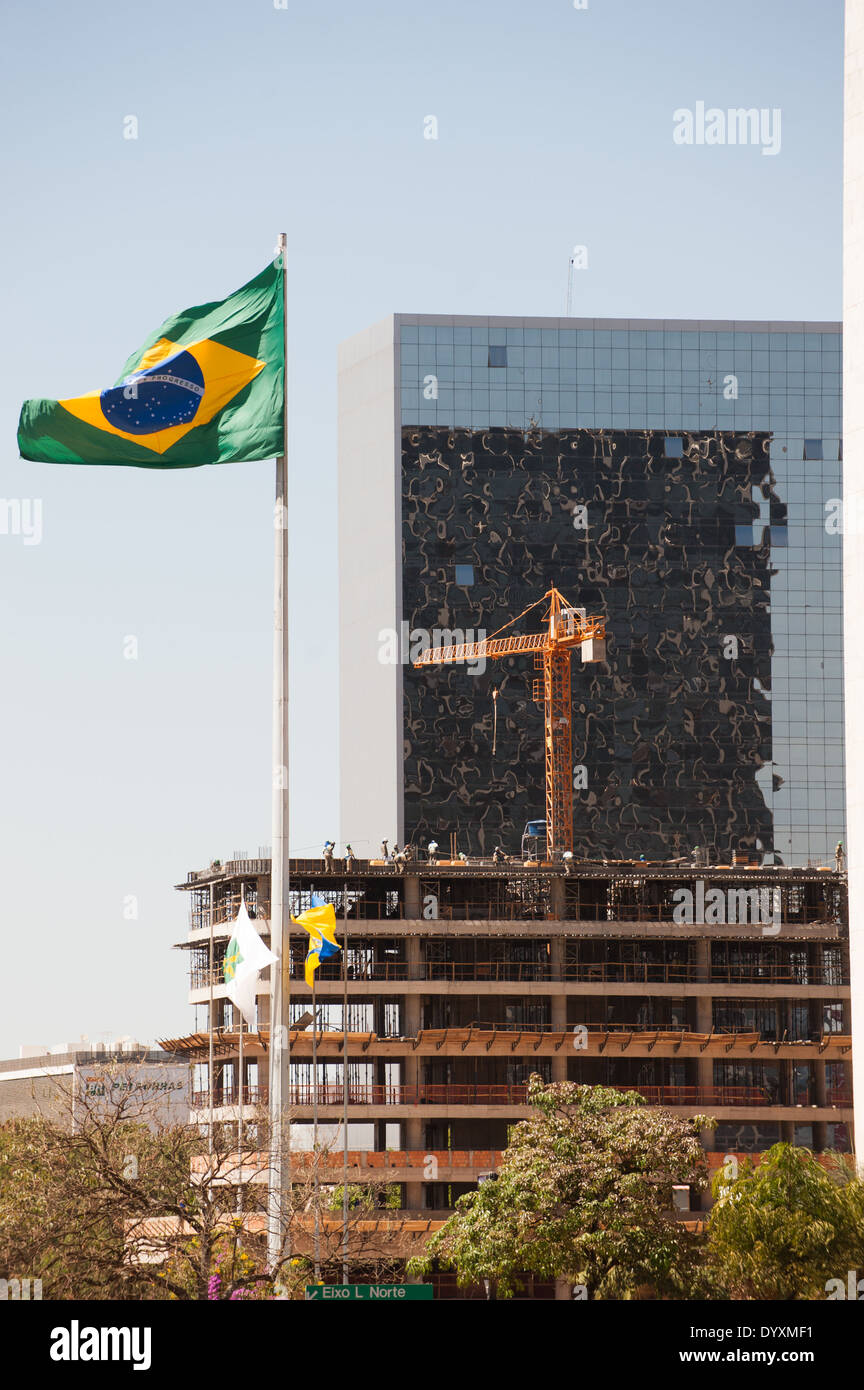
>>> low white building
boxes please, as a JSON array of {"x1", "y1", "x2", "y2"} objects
[{"x1": 0, "y1": 1041, "x2": 189, "y2": 1127}]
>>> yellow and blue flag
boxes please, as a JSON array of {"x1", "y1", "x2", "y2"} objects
[
  {"x1": 294, "y1": 898, "x2": 341, "y2": 988},
  {"x1": 18, "y1": 260, "x2": 283, "y2": 469}
]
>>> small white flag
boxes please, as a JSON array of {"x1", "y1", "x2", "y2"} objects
[{"x1": 222, "y1": 902, "x2": 276, "y2": 1027}]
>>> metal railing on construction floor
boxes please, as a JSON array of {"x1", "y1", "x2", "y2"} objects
[{"x1": 191, "y1": 1083, "x2": 786, "y2": 1109}]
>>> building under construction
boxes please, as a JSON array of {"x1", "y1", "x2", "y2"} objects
[{"x1": 163, "y1": 853, "x2": 852, "y2": 1242}]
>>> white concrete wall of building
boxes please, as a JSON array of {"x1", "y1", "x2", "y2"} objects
[
  {"x1": 0, "y1": 1057, "x2": 189, "y2": 1126},
  {"x1": 337, "y1": 316, "x2": 403, "y2": 853},
  {"x1": 844, "y1": 0, "x2": 864, "y2": 1162}
]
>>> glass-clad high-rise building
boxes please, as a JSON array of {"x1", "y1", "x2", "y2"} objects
[{"x1": 338, "y1": 315, "x2": 843, "y2": 867}]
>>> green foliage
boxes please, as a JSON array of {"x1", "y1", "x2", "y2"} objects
[
  {"x1": 408, "y1": 1076, "x2": 712, "y2": 1299},
  {"x1": 0, "y1": 1111, "x2": 210, "y2": 1299},
  {"x1": 328, "y1": 1183, "x2": 401, "y2": 1212},
  {"x1": 0, "y1": 1091, "x2": 410, "y2": 1301},
  {"x1": 706, "y1": 1143, "x2": 864, "y2": 1300}
]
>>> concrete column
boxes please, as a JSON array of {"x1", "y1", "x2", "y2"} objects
[
  {"x1": 402, "y1": 993, "x2": 424, "y2": 1200},
  {"x1": 695, "y1": 1051, "x2": 713, "y2": 1093},
  {"x1": 815, "y1": 1058, "x2": 828, "y2": 1107},
  {"x1": 549, "y1": 936, "x2": 567, "y2": 1082},
  {"x1": 406, "y1": 935, "x2": 423, "y2": 982},
  {"x1": 811, "y1": 1061, "x2": 828, "y2": 1153},
  {"x1": 550, "y1": 875, "x2": 566, "y2": 919},
  {"x1": 694, "y1": 994, "x2": 713, "y2": 1033},
  {"x1": 404, "y1": 873, "x2": 422, "y2": 919},
  {"x1": 403, "y1": 1049, "x2": 420, "y2": 1097},
  {"x1": 404, "y1": 1105, "x2": 424, "y2": 1210},
  {"x1": 692, "y1": 939, "x2": 713, "y2": 1092},
  {"x1": 404, "y1": 936, "x2": 422, "y2": 1042}
]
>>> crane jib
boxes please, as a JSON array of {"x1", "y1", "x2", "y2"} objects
[{"x1": 413, "y1": 616, "x2": 605, "y2": 668}]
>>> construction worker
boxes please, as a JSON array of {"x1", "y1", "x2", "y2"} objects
[
  {"x1": 492, "y1": 845, "x2": 506, "y2": 864},
  {"x1": 344, "y1": 843, "x2": 356, "y2": 871},
  {"x1": 393, "y1": 844, "x2": 407, "y2": 873},
  {"x1": 427, "y1": 839, "x2": 439, "y2": 865},
  {"x1": 322, "y1": 840, "x2": 335, "y2": 872},
  {"x1": 562, "y1": 849, "x2": 574, "y2": 877},
  {"x1": 835, "y1": 841, "x2": 846, "y2": 872},
  {"x1": 380, "y1": 838, "x2": 390, "y2": 862}
]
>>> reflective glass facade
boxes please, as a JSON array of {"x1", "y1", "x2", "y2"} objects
[{"x1": 397, "y1": 317, "x2": 843, "y2": 866}]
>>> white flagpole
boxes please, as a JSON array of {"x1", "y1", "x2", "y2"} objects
[
  {"x1": 267, "y1": 232, "x2": 291, "y2": 1273},
  {"x1": 341, "y1": 884, "x2": 349, "y2": 1283},
  {"x1": 312, "y1": 978, "x2": 321, "y2": 1281},
  {"x1": 237, "y1": 1017, "x2": 244, "y2": 1181},
  {"x1": 237, "y1": 894, "x2": 245, "y2": 1186}
]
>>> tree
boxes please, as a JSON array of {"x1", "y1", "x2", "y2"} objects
[
  {"x1": 409, "y1": 1075, "x2": 712, "y2": 1299},
  {"x1": 706, "y1": 1143, "x2": 864, "y2": 1300},
  {"x1": 0, "y1": 1064, "x2": 406, "y2": 1300}
]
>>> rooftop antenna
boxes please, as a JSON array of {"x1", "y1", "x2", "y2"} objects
[
  {"x1": 565, "y1": 250, "x2": 576, "y2": 316},
  {"x1": 565, "y1": 244, "x2": 587, "y2": 316}
]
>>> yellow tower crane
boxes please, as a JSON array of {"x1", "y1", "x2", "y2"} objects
[{"x1": 413, "y1": 586, "x2": 607, "y2": 857}]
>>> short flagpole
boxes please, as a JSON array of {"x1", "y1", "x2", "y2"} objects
[
  {"x1": 237, "y1": 1015, "x2": 245, "y2": 1222},
  {"x1": 267, "y1": 232, "x2": 291, "y2": 1274},
  {"x1": 312, "y1": 975, "x2": 321, "y2": 1281}
]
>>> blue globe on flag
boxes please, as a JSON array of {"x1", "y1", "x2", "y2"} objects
[{"x1": 100, "y1": 349, "x2": 205, "y2": 434}]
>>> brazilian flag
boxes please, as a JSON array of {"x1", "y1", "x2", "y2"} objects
[{"x1": 18, "y1": 260, "x2": 283, "y2": 469}]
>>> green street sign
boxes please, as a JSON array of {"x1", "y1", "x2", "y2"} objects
[{"x1": 305, "y1": 1284, "x2": 433, "y2": 1301}]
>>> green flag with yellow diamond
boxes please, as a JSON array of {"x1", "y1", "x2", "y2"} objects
[{"x1": 17, "y1": 259, "x2": 283, "y2": 469}]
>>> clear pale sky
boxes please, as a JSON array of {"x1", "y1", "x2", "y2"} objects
[{"x1": 0, "y1": 0, "x2": 843, "y2": 1055}]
